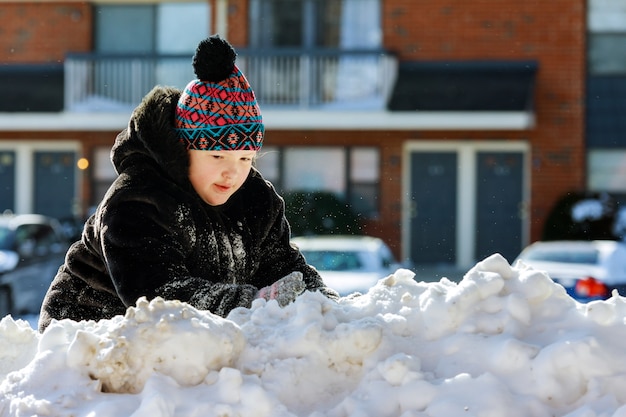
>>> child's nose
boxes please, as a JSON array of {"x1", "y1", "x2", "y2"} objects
[{"x1": 223, "y1": 161, "x2": 238, "y2": 178}]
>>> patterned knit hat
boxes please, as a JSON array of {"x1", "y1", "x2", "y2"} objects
[{"x1": 175, "y1": 35, "x2": 264, "y2": 151}]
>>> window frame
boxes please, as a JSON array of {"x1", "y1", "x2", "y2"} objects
[{"x1": 256, "y1": 145, "x2": 381, "y2": 219}]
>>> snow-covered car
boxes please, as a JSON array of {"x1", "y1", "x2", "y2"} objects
[
  {"x1": 514, "y1": 240, "x2": 626, "y2": 302},
  {"x1": 0, "y1": 214, "x2": 69, "y2": 317},
  {"x1": 291, "y1": 235, "x2": 405, "y2": 296}
]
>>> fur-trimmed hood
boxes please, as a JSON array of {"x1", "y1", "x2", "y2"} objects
[{"x1": 111, "y1": 86, "x2": 190, "y2": 187}]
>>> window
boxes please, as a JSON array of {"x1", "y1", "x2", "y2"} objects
[
  {"x1": 350, "y1": 148, "x2": 380, "y2": 218},
  {"x1": 0, "y1": 226, "x2": 12, "y2": 250},
  {"x1": 284, "y1": 148, "x2": 345, "y2": 193},
  {"x1": 255, "y1": 146, "x2": 380, "y2": 219},
  {"x1": 586, "y1": 1, "x2": 626, "y2": 196},
  {"x1": 94, "y1": 5, "x2": 156, "y2": 54},
  {"x1": 94, "y1": 2, "x2": 209, "y2": 54},
  {"x1": 524, "y1": 248, "x2": 599, "y2": 265},
  {"x1": 588, "y1": 0, "x2": 626, "y2": 75},
  {"x1": 588, "y1": 33, "x2": 626, "y2": 74},
  {"x1": 249, "y1": 0, "x2": 380, "y2": 49},
  {"x1": 298, "y1": 250, "x2": 363, "y2": 271},
  {"x1": 249, "y1": 0, "x2": 341, "y2": 48},
  {"x1": 15, "y1": 224, "x2": 61, "y2": 257},
  {"x1": 90, "y1": 3, "x2": 210, "y2": 104}
]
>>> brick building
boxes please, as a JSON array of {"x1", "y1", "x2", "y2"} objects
[{"x1": 0, "y1": 0, "x2": 586, "y2": 272}]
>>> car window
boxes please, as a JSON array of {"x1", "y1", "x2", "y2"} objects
[
  {"x1": 33, "y1": 224, "x2": 63, "y2": 255},
  {"x1": 301, "y1": 250, "x2": 363, "y2": 271},
  {"x1": 14, "y1": 225, "x2": 33, "y2": 246},
  {"x1": 14, "y1": 223, "x2": 62, "y2": 257},
  {"x1": 0, "y1": 226, "x2": 13, "y2": 250},
  {"x1": 523, "y1": 248, "x2": 599, "y2": 264},
  {"x1": 379, "y1": 245, "x2": 396, "y2": 269}
]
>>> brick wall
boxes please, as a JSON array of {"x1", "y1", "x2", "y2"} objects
[
  {"x1": 225, "y1": 0, "x2": 586, "y2": 251},
  {"x1": 0, "y1": 0, "x2": 586, "y2": 259},
  {"x1": 383, "y1": 0, "x2": 587, "y2": 243},
  {"x1": 0, "y1": 2, "x2": 92, "y2": 63},
  {"x1": 207, "y1": 0, "x2": 248, "y2": 47}
]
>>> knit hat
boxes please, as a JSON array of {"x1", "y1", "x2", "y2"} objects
[{"x1": 175, "y1": 35, "x2": 264, "y2": 151}]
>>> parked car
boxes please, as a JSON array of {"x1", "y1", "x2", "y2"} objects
[
  {"x1": 0, "y1": 214, "x2": 69, "y2": 317},
  {"x1": 514, "y1": 240, "x2": 626, "y2": 302},
  {"x1": 291, "y1": 235, "x2": 406, "y2": 296}
]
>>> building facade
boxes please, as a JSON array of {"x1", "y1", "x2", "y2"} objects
[
  {"x1": 586, "y1": 0, "x2": 626, "y2": 207},
  {"x1": 0, "y1": 0, "x2": 587, "y2": 272}
]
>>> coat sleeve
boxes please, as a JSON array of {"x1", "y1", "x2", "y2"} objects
[{"x1": 100, "y1": 181, "x2": 259, "y2": 317}]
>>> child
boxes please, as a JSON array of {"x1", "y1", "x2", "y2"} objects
[{"x1": 38, "y1": 36, "x2": 339, "y2": 332}]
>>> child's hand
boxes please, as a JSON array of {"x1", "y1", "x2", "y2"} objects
[{"x1": 256, "y1": 271, "x2": 306, "y2": 306}]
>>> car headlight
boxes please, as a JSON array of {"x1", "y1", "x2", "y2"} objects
[{"x1": 0, "y1": 250, "x2": 19, "y2": 273}]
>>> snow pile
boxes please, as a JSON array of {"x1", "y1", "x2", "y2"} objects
[{"x1": 2, "y1": 253, "x2": 626, "y2": 417}]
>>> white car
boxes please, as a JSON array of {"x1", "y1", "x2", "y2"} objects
[
  {"x1": 291, "y1": 235, "x2": 404, "y2": 296},
  {"x1": 514, "y1": 240, "x2": 626, "y2": 302}
]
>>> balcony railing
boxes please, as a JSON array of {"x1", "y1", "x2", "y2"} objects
[{"x1": 64, "y1": 49, "x2": 397, "y2": 112}]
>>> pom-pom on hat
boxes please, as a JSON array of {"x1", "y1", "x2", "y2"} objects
[{"x1": 175, "y1": 35, "x2": 264, "y2": 151}]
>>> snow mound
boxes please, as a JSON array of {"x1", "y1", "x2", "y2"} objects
[{"x1": 3, "y1": 253, "x2": 626, "y2": 417}]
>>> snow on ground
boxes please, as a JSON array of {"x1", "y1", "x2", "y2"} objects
[{"x1": 2, "y1": 253, "x2": 626, "y2": 417}]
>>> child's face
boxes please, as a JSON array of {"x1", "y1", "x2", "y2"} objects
[{"x1": 188, "y1": 149, "x2": 256, "y2": 206}]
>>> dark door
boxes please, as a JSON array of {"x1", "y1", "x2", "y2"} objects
[
  {"x1": 409, "y1": 152, "x2": 457, "y2": 265},
  {"x1": 475, "y1": 151, "x2": 524, "y2": 263},
  {"x1": 34, "y1": 151, "x2": 76, "y2": 220},
  {"x1": 0, "y1": 151, "x2": 16, "y2": 213}
]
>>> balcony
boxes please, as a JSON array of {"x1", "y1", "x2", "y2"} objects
[
  {"x1": 64, "y1": 49, "x2": 398, "y2": 113},
  {"x1": 0, "y1": 52, "x2": 536, "y2": 131}
]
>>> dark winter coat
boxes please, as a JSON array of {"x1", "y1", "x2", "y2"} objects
[{"x1": 38, "y1": 86, "x2": 337, "y2": 332}]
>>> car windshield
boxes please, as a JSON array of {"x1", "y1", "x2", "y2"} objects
[
  {"x1": 0, "y1": 226, "x2": 13, "y2": 250},
  {"x1": 522, "y1": 247, "x2": 599, "y2": 264},
  {"x1": 301, "y1": 250, "x2": 363, "y2": 271}
]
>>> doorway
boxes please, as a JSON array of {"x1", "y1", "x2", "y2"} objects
[
  {"x1": 0, "y1": 151, "x2": 16, "y2": 213},
  {"x1": 34, "y1": 151, "x2": 76, "y2": 220},
  {"x1": 404, "y1": 141, "x2": 529, "y2": 269}
]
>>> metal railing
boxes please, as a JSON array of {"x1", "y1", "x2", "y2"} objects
[{"x1": 64, "y1": 49, "x2": 397, "y2": 112}]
